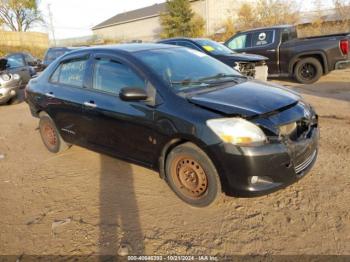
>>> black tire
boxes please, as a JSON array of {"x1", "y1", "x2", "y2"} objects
[
  {"x1": 294, "y1": 57, "x2": 323, "y2": 84},
  {"x1": 165, "y1": 142, "x2": 222, "y2": 207},
  {"x1": 38, "y1": 112, "x2": 69, "y2": 153}
]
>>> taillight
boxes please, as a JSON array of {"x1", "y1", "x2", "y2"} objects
[{"x1": 340, "y1": 39, "x2": 349, "y2": 55}]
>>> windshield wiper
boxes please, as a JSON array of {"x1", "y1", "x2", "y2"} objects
[
  {"x1": 199, "y1": 73, "x2": 247, "y2": 82},
  {"x1": 170, "y1": 78, "x2": 209, "y2": 86}
]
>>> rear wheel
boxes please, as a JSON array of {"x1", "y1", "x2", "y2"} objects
[
  {"x1": 294, "y1": 57, "x2": 323, "y2": 84},
  {"x1": 165, "y1": 142, "x2": 222, "y2": 207},
  {"x1": 39, "y1": 112, "x2": 69, "y2": 153}
]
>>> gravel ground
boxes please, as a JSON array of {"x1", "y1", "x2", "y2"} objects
[{"x1": 0, "y1": 70, "x2": 349, "y2": 257}]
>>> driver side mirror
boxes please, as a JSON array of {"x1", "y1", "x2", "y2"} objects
[{"x1": 119, "y1": 87, "x2": 148, "y2": 101}]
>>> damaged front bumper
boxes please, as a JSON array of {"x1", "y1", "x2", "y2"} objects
[
  {"x1": 208, "y1": 126, "x2": 319, "y2": 197},
  {"x1": 236, "y1": 62, "x2": 268, "y2": 81},
  {"x1": 206, "y1": 102, "x2": 320, "y2": 197}
]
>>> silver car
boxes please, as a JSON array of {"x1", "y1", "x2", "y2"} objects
[{"x1": 0, "y1": 72, "x2": 21, "y2": 105}]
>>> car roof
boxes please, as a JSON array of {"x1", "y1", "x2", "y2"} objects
[
  {"x1": 48, "y1": 47, "x2": 76, "y2": 50},
  {"x1": 159, "y1": 37, "x2": 216, "y2": 43},
  {"x1": 159, "y1": 37, "x2": 197, "y2": 42},
  {"x1": 68, "y1": 43, "x2": 176, "y2": 54}
]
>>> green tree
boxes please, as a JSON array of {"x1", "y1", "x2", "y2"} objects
[
  {"x1": 160, "y1": 0, "x2": 205, "y2": 38},
  {"x1": 0, "y1": 0, "x2": 42, "y2": 31}
]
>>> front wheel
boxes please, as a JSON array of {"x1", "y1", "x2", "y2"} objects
[
  {"x1": 165, "y1": 142, "x2": 222, "y2": 207},
  {"x1": 294, "y1": 57, "x2": 323, "y2": 84}
]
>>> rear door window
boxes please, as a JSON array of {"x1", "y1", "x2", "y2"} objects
[
  {"x1": 251, "y1": 30, "x2": 274, "y2": 47},
  {"x1": 50, "y1": 57, "x2": 88, "y2": 87}
]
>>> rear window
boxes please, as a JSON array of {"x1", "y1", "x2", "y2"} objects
[{"x1": 45, "y1": 49, "x2": 70, "y2": 63}]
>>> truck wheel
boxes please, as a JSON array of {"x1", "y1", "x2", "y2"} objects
[
  {"x1": 165, "y1": 142, "x2": 222, "y2": 207},
  {"x1": 294, "y1": 57, "x2": 323, "y2": 84},
  {"x1": 39, "y1": 112, "x2": 69, "y2": 153}
]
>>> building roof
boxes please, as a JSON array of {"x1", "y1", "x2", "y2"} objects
[{"x1": 92, "y1": 3, "x2": 167, "y2": 30}]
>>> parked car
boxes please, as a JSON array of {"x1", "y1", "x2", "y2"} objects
[
  {"x1": 0, "y1": 58, "x2": 21, "y2": 105},
  {"x1": 225, "y1": 25, "x2": 350, "y2": 84},
  {"x1": 5, "y1": 52, "x2": 39, "y2": 87},
  {"x1": 42, "y1": 47, "x2": 78, "y2": 69},
  {"x1": 25, "y1": 44, "x2": 319, "y2": 207},
  {"x1": 158, "y1": 38, "x2": 269, "y2": 81}
]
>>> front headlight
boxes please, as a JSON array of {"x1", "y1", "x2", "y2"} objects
[
  {"x1": 207, "y1": 118, "x2": 267, "y2": 146},
  {"x1": 13, "y1": 74, "x2": 20, "y2": 80},
  {"x1": 0, "y1": 74, "x2": 11, "y2": 81}
]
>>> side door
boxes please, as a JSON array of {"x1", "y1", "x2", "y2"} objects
[
  {"x1": 6, "y1": 54, "x2": 31, "y2": 85},
  {"x1": 44, "y1": 53, "x2": 91, "y2": 146},
  {"x1": 225, "y1": 30, "x2": 279, "y2": 74},
  {"x1": 81, "y1": 53, "x2": 158, "y2": 166}
]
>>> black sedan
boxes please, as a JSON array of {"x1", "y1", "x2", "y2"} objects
[
  {"x1": 158, "y1": 38, "x2": 268, "y2": 80},
  {"x1": 25, "y1": 44, "x2": 319, "y2": 207}
]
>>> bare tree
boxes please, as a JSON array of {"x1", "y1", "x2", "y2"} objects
[
  {"x1": 333, "y1": 0, "x2": 350, "y2": 21},
  {"x1": 255, "y1": 0, "x2": 300, "y2": 27},
  {"x1": 0, "y1": 0, "x2": 42, "y2": 31},
  {"x1": 234, "y1": 0, "x2": 300, "y2": 32}
]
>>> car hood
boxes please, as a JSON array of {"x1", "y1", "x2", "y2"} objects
[
  {"x1": 188, "y1": 80, "x2": 300, "y2": 117},
  {"x1": 215, "y1": 53, "x2": 268, "y2": 63}
]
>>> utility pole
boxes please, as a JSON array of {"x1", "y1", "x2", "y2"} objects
[
  {"x1": 47, "y1": 4, "x2": 56, "y2": 46},
  {"x1": 205, "y1": 0, "x2": 210, "y2": 35}
]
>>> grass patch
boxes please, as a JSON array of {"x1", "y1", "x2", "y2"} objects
[{"x1": 0, "y1": 45, "x2": 47, "y2": 59}]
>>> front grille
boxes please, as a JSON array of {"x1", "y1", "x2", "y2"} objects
[{"x1": 295, "y1": 150, "x2": 317, "y2": 174}]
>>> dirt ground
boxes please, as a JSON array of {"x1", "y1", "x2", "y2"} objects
[{"x1": 0, "y1": 70, "x2": 350, "y2": 258}]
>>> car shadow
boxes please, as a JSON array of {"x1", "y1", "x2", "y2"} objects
[{"x1": 99, "y1": 154, "x2": 144, "y2": 257}]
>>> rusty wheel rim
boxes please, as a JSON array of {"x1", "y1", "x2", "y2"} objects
[
  {"x1": 41, "y1": 122, "x2": 57, "y2": 149},
  {"x1": 170, "y1": 156, "x2": 208, "y2": 199}
]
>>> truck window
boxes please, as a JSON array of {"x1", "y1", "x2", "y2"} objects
[
  {"x1": 226, "y1": 34, "x2": 252, "y2": 50},
  {"x1": 281, "y1": 28, "x2": 297, "y2": 43},
  {"x1": 251, "y1": 30, "x2": 274, "y2": 47}
]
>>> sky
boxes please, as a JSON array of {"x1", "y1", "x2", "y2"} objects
[
  {"x1": 37, "y1": 0, "x2": 165, "y2": 39},
  {"x1": 35, "y1": 0, "x2": 335, "y2": 40}
]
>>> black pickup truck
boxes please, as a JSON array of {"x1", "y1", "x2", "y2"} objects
[{"x1": 225, "y1": 25, "x2": 350, "y2": 83}]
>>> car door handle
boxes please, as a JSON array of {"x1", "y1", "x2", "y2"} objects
[
  {"x1": 84, "y1": 101, "x2": 97, "y2": 108},
  {"x1": 45, "y1": 92, "x2": 55, "y2": 98},
  {"x1": 266, "y1": 49, "x2": 276, "y2": 52}
]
